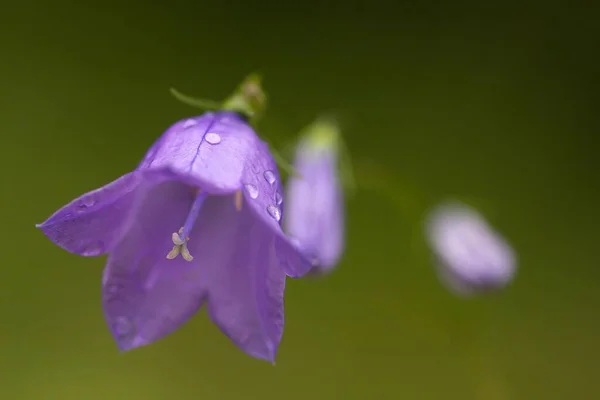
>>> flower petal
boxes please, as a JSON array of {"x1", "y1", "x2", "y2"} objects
[
  {"x1": 192, "y1": 193, "x2": 286, "y2": 363},
  {"x1": 139, "y1": 112, "x2": 264, "y2": 194},
  {"x1": 102, "y1": 179, "x2": 206, "y2": 350},
  {"x1": 36, "y1": 172, "x2": 142, "y2": 256},
  {"x1": 238, "y1": 140, "x2": 315, "y2": 278}
]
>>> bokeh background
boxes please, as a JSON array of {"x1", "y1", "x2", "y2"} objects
[{"x1": 1, "y1": 1, "x2": 599, "y2": 399}]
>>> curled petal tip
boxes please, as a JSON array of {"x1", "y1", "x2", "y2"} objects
[
  {"x1": 264, "y1": 350, "x2": 277, "y2": 364},
  {"x1": 251, "y1": 340, "x2": 277, "y2": 363},
  {"x1": 114, "y1": 338, "x2": 135, "y2": 353}
]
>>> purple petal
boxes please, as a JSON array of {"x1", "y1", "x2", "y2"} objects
[
  {"x1": 284, "y1": 145, "x2": 345, "y2": 273},
  {"x1": 238, "y1": 140, "x2": 314, "y2": 278},
  {"x1": 139, "y1": 112, "x2": 263, "y2": 194},
  {"x1": 425, "y1": 201, "x2": 517, "y2": 296},
  {"x1": 193, "y1": 192, "x2": 286, "y2": 363},
  {"x1": 36, "y1": 172, "x2": 143, "y2": 256},
  {"x1": 102, "y1": 169, "x2": 290, "y2": 361},
  {"x1": 102, "y1": 179, "x2": 206, "y2": 350}
]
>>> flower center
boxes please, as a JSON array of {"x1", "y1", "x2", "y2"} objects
[
  {"x1": 166, "y1": 189, "x2": 244, "y2": 262},
  {"x1": 166, "y1": 190, "x2": 207, "y2": 262}
]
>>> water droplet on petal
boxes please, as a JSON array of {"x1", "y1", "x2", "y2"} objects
[
  {"x1": 183, "y1": 119, "x2": 197, "y2": 128},
  {"x1": 104, "y1": 283, "x2": 121, "y2": 303},
  {"x1": 205, "y1": 132, "x2": 221, "y2": 144},
  {"x1": 275, "y1": 192, "x2": 283, "y2": 205},
  {"x1": 244, "y1": 184, "x2": 259, "y2": 199},
  {"x1": 81, "y1": 241, "x2": 105, "y2": 256},
  {"x1": 264, "y1": 170, "x2": 276, "y2": 185},
  {"x1": 75, "y1": 196, "x2": 95, "y2": 212},
  {"x1": 267, "y1": 204, "x2": 281, "y2": 222},
  {"x1": 106, "y1": 284, "x2": 119, "y2": 296},
  {"x1": 114, "y1": 316, "x2": 134, "y2": 338}
]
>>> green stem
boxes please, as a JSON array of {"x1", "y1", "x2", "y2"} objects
[
  {"x1": 169, "y1": 88, "x2": 221, "y2": 110},
  {"x1": 337, "y1": 134, "x2": 357, "y2": 196},
  {"x1": 353, "y1": 159, "x2": 432, "y2": 258},
  {"x1": 270, "y1": 144, "x2": 301, "y2": 178}
]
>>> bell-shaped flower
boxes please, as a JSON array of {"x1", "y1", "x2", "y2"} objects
[
  {"x1": 425, "y1": 201, "x2": 516, "y2": 296},
  {"x1": 284, "y1": 117, "x2": 352, "y2": 274},
  {"x1": 37, "y1": 75, "x2": 311, "y2": 362}
]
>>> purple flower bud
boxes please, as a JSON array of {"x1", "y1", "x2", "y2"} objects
[
  {"x1": 284, "y1": 119, "x2": 345, "y2": 274},
  {"x1": 37, "y1": 110, "x2": 312, "y2": 363},
  {"x1": 425, "y1": 201, "x2": 516, "y2": 296}
]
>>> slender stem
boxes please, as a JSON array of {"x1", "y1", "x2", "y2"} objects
[
  {"x1": 338, "y1": 135, "x2": 357, "y2": 196},
  {"x1": 353, "y1": 159, "x2": 431, "y2": 257},
  {"x1": 169, "y1": 88, "x2": 221, "y2": 110},
  {"x1": 269, "y1": 144, "x2": 301, "y2": 178}
]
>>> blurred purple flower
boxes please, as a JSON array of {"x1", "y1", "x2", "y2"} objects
[
  {"x1": 36, "y1": 76, "x2": 311, "y2": 362},
  {"x1": 425, "y1": 201, "x2": 516, "y2": 296},
  {"x1": 284, "y1": 118, "x2": 346, "y2": 274}
]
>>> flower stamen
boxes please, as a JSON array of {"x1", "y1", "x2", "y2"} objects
[
  {"x1": 234, "y1": 190, "x2": 243, "y2": 211},
  {"x1": 166, "y1": 190, "x2": 207, "y2": 262}
]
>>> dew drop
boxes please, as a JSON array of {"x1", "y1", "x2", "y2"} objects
[
  {"x1": 106, "y1": 283, "x2": 119, "y2": 296},
  {"x1": 264, "y1": 170, "x2": 276, "y2": 185},
  {"x1": 205, "y1": 132, "x2": 221, "y2": 144},
  {"x1": 267, "y1": 204, "x2": 281, "y2": 222},
  {"x1": 182, "y1": 119, "x2": 197, "y2": 128},
  {"x1": 244, "y1": 184, "x2": 259, "y2": 199},
  {"x1": 81, "y1": 241, "x2": 105, "y2": 256},
  {"x1": 275, "y1": 191, "x2": 283, "y2": 205},
  {"x1": 114, "y1": 316, "x2": 134, "y2": 338},
  {"x1": 104, "y1": 283, "x2": 121, "y2": 303},
  {"x1": 75, "y1": 196, "x2": 95, "y2": 212}
]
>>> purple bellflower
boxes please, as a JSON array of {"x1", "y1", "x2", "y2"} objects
[
  {"x1": 37, "y1": 75, "x2": 312, "y2": 362},
  {"x1": 284, "y1": 117, "x2": 352, "y2": 274},
  {"x1": 425, "y1": 200, "x2": 517, "y2": 296}
]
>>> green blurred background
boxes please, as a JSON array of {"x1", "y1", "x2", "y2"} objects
[{"x1": 1, "y1": 1, "x2": 599, "y2": 399}]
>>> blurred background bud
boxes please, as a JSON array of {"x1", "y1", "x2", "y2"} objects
[
  {"x1": 425, "y1": 201, "x2": 517, "y2": 297},
  {"x1": 284, "y1": 117, "x2": 345, "y2": 274}
]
